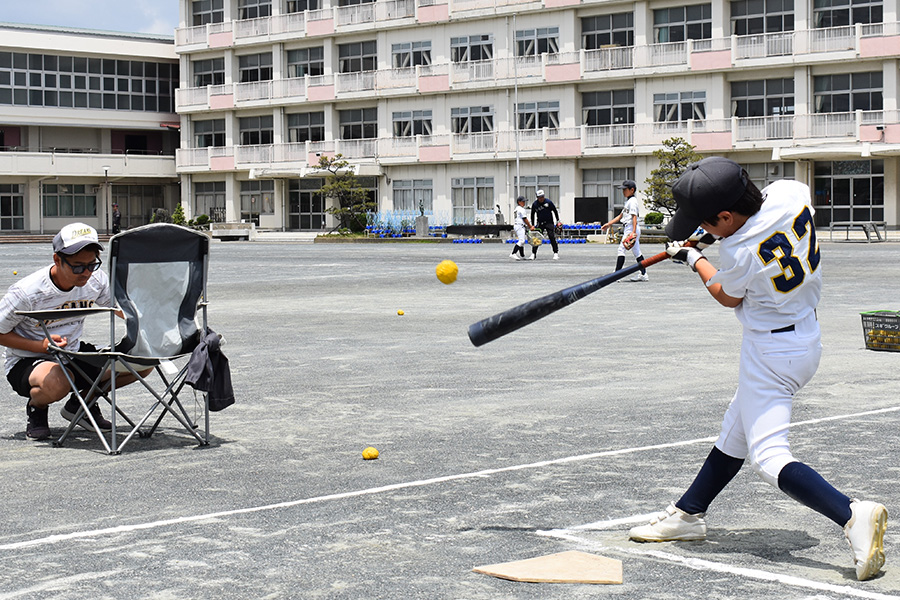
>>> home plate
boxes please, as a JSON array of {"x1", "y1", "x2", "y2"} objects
[{"x1": 473, "y1": 550, "x2": 623, "y2": 584}]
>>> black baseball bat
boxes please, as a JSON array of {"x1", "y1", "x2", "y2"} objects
[{"x1": 467, "y1": 246, "x2": 683, "y2": 347}]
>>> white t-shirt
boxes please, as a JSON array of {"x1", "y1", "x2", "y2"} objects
[
  {"x1": 709, "y1": 180, "x2": 821, "y2": 333},
  {"x1": 621, "y1": 197, "x2": 640, "y2": 236},
  {"x1": 0, "y1": 266, "x2": 112, "y2": 374}
]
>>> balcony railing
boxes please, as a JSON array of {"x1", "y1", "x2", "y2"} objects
[{"x1": 176, "y1": 110, "x2": 900, "y2": 172}]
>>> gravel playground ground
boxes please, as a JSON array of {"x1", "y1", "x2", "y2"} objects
[{"x1": 0, "y1": 237, "x2": 899, "y2": 599}]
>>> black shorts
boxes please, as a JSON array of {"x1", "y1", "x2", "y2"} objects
[{"x1": 6, "y1": 342, "x2": 102, "y2": 399}]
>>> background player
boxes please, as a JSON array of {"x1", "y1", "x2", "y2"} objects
[
  {"x1": 600, "y1": 179, "x2": 648, "y2": 281},
  {"x1": 508, "y1": 196, "x2": 532, "y2": 260},
  {"x1": 530, "y1": 190, "x2": 562, "y2": 260},
  {"x1": 629, "y1": 157, "x2": 887, "y2": 581}
]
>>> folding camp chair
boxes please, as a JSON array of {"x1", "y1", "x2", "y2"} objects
[{"x1": 17, "y1": 223, "x2": 212, "y2": 454}]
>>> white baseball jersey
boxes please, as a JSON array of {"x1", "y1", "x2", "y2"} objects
[
  {"x1": 0, "y1": 266, "x2": 112, "y2": 374},
  {"x1": 709, "y1": 180, "x2": 820, "y2": 333},
  {"x1": 621, "y1": 197, "x2": 640, "y2": 236},
  {"x1": 514, "y1": 205, "x2": 528, "y2": 226}
]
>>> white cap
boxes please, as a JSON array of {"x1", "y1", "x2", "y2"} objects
[
  {"x1": 53, "y1": 223, "x2": 102, "y2": 255},
  {"x1": 536, "y1": 189, "x2": 545, "y2": 197}
]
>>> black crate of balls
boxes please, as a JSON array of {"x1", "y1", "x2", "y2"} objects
[{"x1": 860, "y1": 311, "x2": 900, "y2": 352}]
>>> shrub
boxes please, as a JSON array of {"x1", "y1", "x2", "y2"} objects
[{"x1": 644, "y1": 212, "x2": 664, "y2": 225}]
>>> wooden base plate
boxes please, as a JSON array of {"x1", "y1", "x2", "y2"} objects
[{"x1": 473, "y1": 550, "x2": 623, "y2": 584}]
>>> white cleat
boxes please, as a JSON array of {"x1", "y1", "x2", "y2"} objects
[
  {"x1": 629, "y1": 503, "x2": 707, "y2": 542},
  {"x1": 844, "y1": 499, "x2": 887, "y2": 581},
  {"x1": 526, "y1": 254, "x2": 535, "y2": 260},
  {"x1": 553, "y1": 253, "x2": 559, "y2": 260},
  {"x1": 510, "y1": 253, "x2": 522, "y2": 260},
  {"x1": 629, "y1": 272, "x2": 649, "y2": 282}
]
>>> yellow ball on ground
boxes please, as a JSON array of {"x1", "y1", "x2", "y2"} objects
[
  {"x1": 397, "y1": 310, "x2": 404, "y2": 316},
  {"x1": 436, "y1": 260, "x2": 458, "y2": 285},
  {"x1": 13, "y1": 271, "x2": 17, "y2": 275},
  {"x1": 362, "y1": 446, "x2": 379, "y2": 460}
]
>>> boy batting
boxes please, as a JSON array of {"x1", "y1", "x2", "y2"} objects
[{"x1": 630, "y1": 157, "x2": 887, "y2": 581}]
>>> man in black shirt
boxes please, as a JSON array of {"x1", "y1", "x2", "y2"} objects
[{"x1": 529, "y1": 190, "x2": 562, "y2": 260}]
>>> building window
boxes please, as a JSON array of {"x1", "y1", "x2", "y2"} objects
[
  {"x1": 239, "y1": 53, "x2": 273, "y2": 83},
  {"x1": 339, "y1": 0, "x2": 374, "y2": 5},
  {"x1": 192, "y1": 0, "x2": 224, "y2": 26},
  {"x1": 289, "y1": 178, "x2": 326, "y2": 230},
  {"x1": 193, "y1": 58, "x2": 225, "y2": 87},
  {"x1": 393, "y1": 179, "x2": 433, "y2": 212},
  {"x1": 814, "y1": 0, "x2": 881, "y2": 27},
  {"x1": 0, "y1": 183, "x2": 24, "y2": 230},
  {"x1": 451, "y1": 106, "x2": 493, "y2": 133},
  {"x1": 654, "y1": 4, "x2": 712, "y2": 43},
  {"x1": 583, "y1": 90, "x2": 634, "y2": 125},
  {"x1": 743, "y1": 162, "x2": 796, "y2": 189},
  {"x1": 515, "y1": 176, "x2": 560, "y2": 205},
  {"x1": 287, "y1": 47, "x2": 325, "y2": 77},
  {"x1": 583, "y1": 168, "x2": 635, "y2": 215},
  {"x1": 339, "y1": 107, "x2": 377, "y2": 139},
  {"x1": 339, "y1": 41, "x2": 377, "y2": 73},
  {"x1": 0, "y1": 52, "x2": 177, "y2": 112},
  {"x1": 239, "y1": 0, "x2": 272, "y2": 19},
  {"x1": 288, "y1": 111, "x2": 325, "y2": 142},
  {"x1": 194, "y1": 181, "x2": 226, "y2": 222},
  {"x1": 239, "y1": 115, "x2": 274, "y2": 145},
  {"x1": 582, "y1": 13, "x2": 634, "y2": 49},
  {"x1": 392, "y1": 110, "x2": 432, "y2": 136},
  {"x1": 451, "y1": 35, "x2": 493, "y2": 62},
  {"x1": 731, "y1": 0, "x2": 794, "y2": 35},
  {"x1": 516, "y1": 28, "x2": 559, "y2": 56},
  {"x1": 42, "y1": 184, "x2": 97, "y2": 217},
  {"x1": 731, "y1": 79, "x2": 794, "y2": 117},
  {"x1": 194, "y1": 119, "x2": 226, "y2": 147},
  {"x1": 287, "y1": 0, "x2": 321, "y2": 11},
  {"x1": 111, "y1": 185, "x2": 164, "y2": 228},
  {"x1": 451, "y1": 177, "x2": 493, "y2": 224},
  {"x1": 240, "y1": 180, "x2": 275, "y2": 225},
  {"x1": 813, "y1": 160, "x2": 883, "y2": 226},
  {"x1": 517, "y1": 101, "x2": 560, "y2": 129},
  {"x1": 654, "y1": 91, "x2": 706, "y2": 121},
  {"x1": 814, "y1": 72, "x2": 882, "y2": 112},
  {"x1": 392, "y1": 42, "x2": 431, "y2": 69}
]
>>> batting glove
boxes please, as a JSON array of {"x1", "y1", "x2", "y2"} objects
[
  {"x1": 687, "y1": 227, "x2": 721, "y2": 250},
  {"x1": 666, "y1": 241, "x2": 705, "y2": 271}
]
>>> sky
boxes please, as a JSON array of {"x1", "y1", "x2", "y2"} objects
[{"x1": 2, "y1": 1, "x2": 180, "y2": 36}]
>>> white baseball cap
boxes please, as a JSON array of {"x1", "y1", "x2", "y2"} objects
[
  {"x1": 536, "y1": 189, "x2": 545, "y2": 197},
  {"x1": 53, "y1": 222, "x2": 103, "y2": 255}
]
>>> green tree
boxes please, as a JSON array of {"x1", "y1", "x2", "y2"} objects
[
  {"x1": 317, "y1": 154, "x2": 376, "y2": 233},
  {"x1": 171, "y1": 204, "x2": 186, "y2": 226},
  {"x1": 644, "y1": 138, "x2": 704, "y2": 217}
]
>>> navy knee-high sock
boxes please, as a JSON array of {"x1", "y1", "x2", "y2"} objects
[
  {"x1": 635, "y1": 255, "x2": 646, "y2": 274},
  {"x1": 676, "y1": 447, "x2": 745, "y2": 515},
  {"x1": 777, "y1": 461, "x2": 852, "y2": 526},
  {"x1": 615, "y1": 256, "x2": 625, "y2": 271}
]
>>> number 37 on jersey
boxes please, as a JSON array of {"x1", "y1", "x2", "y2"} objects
[{"x1": 757, "y1": 205, "x2": 821, "y2": 294}]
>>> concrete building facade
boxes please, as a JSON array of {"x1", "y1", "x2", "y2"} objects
[
  {"x1": 0, "y1": 23, "x2": 181, "y2": 235},
  {"x1": 173, "y1": 0, "x2": 900, "y2": 231}
]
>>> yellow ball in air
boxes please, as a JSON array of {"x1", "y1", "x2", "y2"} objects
[{"x1": 436, "y1": 260, "x2": 458, "y2": 285}]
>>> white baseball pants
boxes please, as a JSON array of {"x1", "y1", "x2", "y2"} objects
[{"x1": 715, "y1": 312, "x2": 821, "y2": 487}]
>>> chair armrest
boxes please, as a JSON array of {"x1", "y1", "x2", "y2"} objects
[{"x1": 16, "y1": 307, "x2": 117, "y2": 321}]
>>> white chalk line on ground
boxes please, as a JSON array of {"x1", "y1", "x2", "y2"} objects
[
  {"x1": 1, "y1": 404, "x2": 898, "y2": 552},
  {"x1": 538, "y1": 529, "x2": 900, "y2": 600}
]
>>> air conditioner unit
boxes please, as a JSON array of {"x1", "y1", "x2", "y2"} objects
[{"x1": 91, "y1": 186, "x2": 101, "y2": 193}]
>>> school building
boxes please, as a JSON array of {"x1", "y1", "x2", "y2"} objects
[{"x1": 0, "y1": 23, "x2": 181, "y2": 235}]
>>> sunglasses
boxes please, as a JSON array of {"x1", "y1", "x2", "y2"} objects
[{"x1": 62, "y1": 256, "x2": 103, "y2": 274}]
